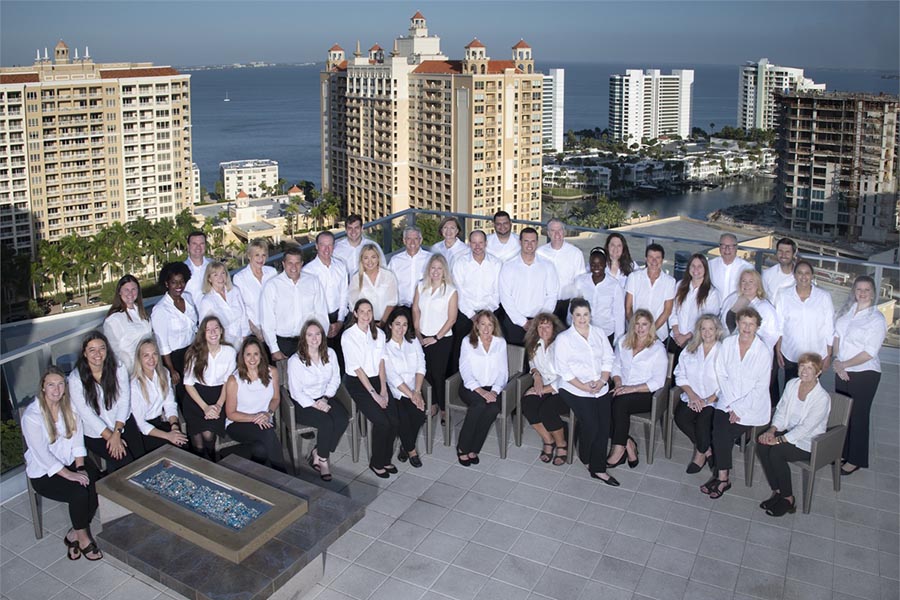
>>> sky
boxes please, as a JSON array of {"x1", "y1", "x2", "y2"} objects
[{"x1": 1, "y1": 1, "x2": 898, "y2": 72}]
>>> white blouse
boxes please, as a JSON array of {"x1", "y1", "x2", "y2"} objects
[
  {"x1": 612, "y1": 339, "x2": 669, "y2": 393},
  {"x1": 129, "y1": 371, "x2": 178, "y2": 435},
  {"x1": 287, "y1": 349, "x2": 341, "y2": 408},
  {"x1": 151, "y1": 293, "x2": 198, "y2": 356},
  {"x1": 432, "y1": 238, "x2": 470, "y2": 265},
  {"x1": 103, "y1": 308, "x2": 153, "y2": 372},
  {"x1": 572, "y1": 272, "x2": 626, "y2": 339},
  {"x1": 232, "y1": 265, "x2": 278, "y2": 329},
  {"x1": 834, "y1": 303, "x2": 887, "y2": 373},
  {"x1": 383, "y1": 338, "x2": 427, "y2": 400},
  {"x1": 625, "y1": 269, "x2": 677, "y2": 341},
  {"x1": 714, "y1": 334, "x2": 773, "y2": 427},
  {"x1": 775, "y1": 286, "x2": 834, "y2": 362},
  {"x1": 342, "y1": 325, "x2": 386, "y2": 378},
  {"x1": 226, "y1": 370, "x2": 276, "y2": 427},
  {"x1": 69, "y1": 364, "x2": 132, "y2": 439},
  {"x1": 674, "y1": 342, "x2": 721, "y2": 407},
  {"x1": 198, "y1": 289, "x2": 249, "y2": 347},
  {"x1": 669, "y1": 284, "x2": 722, "y2": 338},
  {"x1": 720, "y1": 293, "x2": 782, "y2": 350},
  {"x1": 416, "y1": 282, "x2": 457, "y2": 338},
  {"x1": 348, "y1": 268, "x2": 399, "y2": 320},
  {"x1": 459, "y1": 335, "x2": 509, "y2": 393},
  {"x1": 771, "y1": 378, "x2": 831, "y2": 452},
  {"x1": 529, "y1": 339, "x2": 559, "y2": 392},
  {"x1": 23, "y1": 401, "x2": 87, "y2": 479},
  {"x1": 536, "y1": 242, "x2": 587, "y2": 300},
  {"x1": 183, "y1": 345, "x2": 237, "y2": 387},
  {"x1": 553, "y1": 325, "x2": 615, "y2": 398}
]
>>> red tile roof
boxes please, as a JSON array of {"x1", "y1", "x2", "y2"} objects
[
  {"x1": 55, "y1": 40, "x2": 68, "y2": 49},
  {"x1": 330, "y1": 60, "x2": 348, "y2": 72},
  {"x1": 0, "y1": 73, "x2": 39, "y2": 84},
  {"x1": 413, "y1": 60, "x2": 523, "y2": 75},
  {"x1": 237, "y1": 190, "x2": 249, "y2": 198},
  {"x1": 512, "y1": 39, "x2": 531, "y2": 49},
  {"x1": 288, "y1": 185, "x2": 302, "y2": 194},
  {"x1": 465, "y1": 39, "x2": 485, "y2": 48},
  {"x1": 369, "y1": 44, "x2": 383, "y2": 52},
  {"x1": 100, "y1": 67, "x2": 181, "y2": 79},
  {"x1": 329, "y1": 44, "x2": 344, "y2": 52},
  {"x1": 412, "y1": 11, "x2": 425, "y2": 20}
]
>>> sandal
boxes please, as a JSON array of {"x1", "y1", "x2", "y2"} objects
[
  {"x1": 765, "y1": 496, "x2": 796, "y2": 517},
  {"x1": 699, "y1": 475, "x2": 719, "y2": 495},
  {"x1": 552, "y1": 444, "x2": 568, "y2": 466},
  {"x1": 707, "y1": 479, "x2": 731, "y2": 500},
  {"x1": 759, "y1": 492, "x2": 781, "y2": 510},
  {"x1": 64, "y1": 529, "x2": 81, "y2": 561},
  {"x1": 539, "y1": 442, "x2": 556, "y2": 463},
  {"x1": 307, "y1": 448, "x2": 320, "y2": 472},
  {"x1": 317, "y1": 457, "x2": 333, "y2": 482},
  {"x1": 81, "y1": 540, "x2": 103, "y2": 561}
]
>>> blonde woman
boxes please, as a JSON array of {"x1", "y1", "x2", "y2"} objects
[
  {"x1": 719, "y1": 269, "x2": 781, "y2": 349},
  {"x1": 348, "y1": 245, "x2": 399, "y2": 325},
  {"x1": 198, "y1": 261, "x2": 249, "y2": 347},
  {"x1": 232, "y1": 239, "x2": 278, "y2": 338},
  {"x1": 130, "y1": 338, "x2": 188, "y2": 452}
]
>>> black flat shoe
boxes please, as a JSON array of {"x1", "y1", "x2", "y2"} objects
[
  {"x1": 64, "y1": 529, "x2": 81, "y2": 561},
  {"x1": 457, "y1": 451, "x2": 471, "y2": 467},
  {"x1": 760, "y1": 492, "x2": 781, "y2": 510},
  {"x1": 369, "y1": 465, "x2": 390, "y2": 479},
  {"x1": 590, "y1": 472, "x2": 620, "y2": 487},
  {"x1": 626, "y1": 436, "x2": 639, "y2": 469},
  {"x1": 765, "y1": 497, "x2": 796, "y2": 517},
  {"x1": 384, "y1": 464, "x2": 398, "y2": 474},
  {"x1": 606, "y1": 453, "x2": 627, "y2": 470},
  {"x1": 409, "y1": 454, "x2": 423, "y2": 468},
  {"x1": 841, "y1": 465, "x2": 860, "y2": 477},
  {"x1": 469, "y1": 454, "x2": 480, "y2": 465},
  {"x1": 397, "y1": 449, "x2": 409, "y2": 463}
]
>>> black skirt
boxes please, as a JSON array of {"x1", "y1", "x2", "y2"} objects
[{"x1": 183, "y1": 383, "x2": 226, "y2": 436}]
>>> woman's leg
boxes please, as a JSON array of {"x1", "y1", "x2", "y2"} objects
[
  {"x1": 424, "y1": 337, "x2": 452, "y2": 411},
  {"x1": 842, "y1": 370, "x2": 881, "y2": 469},
  {"x1": 457, "y1": 387, "x2": 500, "y2": 455}
]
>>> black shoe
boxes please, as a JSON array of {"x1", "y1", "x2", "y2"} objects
[
  {"x1": 590, "y1": 472, "x2": 620, "y2": 486},
  {"x1": 469, "y1": 454, "x2": 480, "y2": 465},
  {"x1": 686, "y1": 461, "x2": 704, "y2": 474},
  {"x1": 765, "y1": 496, "x2": 796, "y2": 517},
  {"x1": 841, "y1": 465, "x2": 861, "y2": 477},
  {"x1": 759, "y1": 492, "x2": 781, "y2": 510},
  {"x1": 384, "y1": 464, "x2": 398, "y2": 474},
  {"x1": 606, "y1": 453, "x2": 626, "y2": 470},
  {"x1": 457, "y1": 451, "x2": 471, "y2": 467},
  {"x1": 409, "y1": 454, "x2": 423, "y2": 468},
  {"x1": 397, "y1": 449, "x2": 409, "y2": 462},
  {"x1": 369, "y1": 465, "x2": 390, "y2": 479},
  {"x1": 626, "y1": 436, "x2": 640, "y2": 469},
  {"x1": 300, "y1": 431, "x2": 316, "y2": 440}
]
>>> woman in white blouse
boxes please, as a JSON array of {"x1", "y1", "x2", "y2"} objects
[
  {"x1": 151, "y1": 262, "x2": 198, "y2": 406},
  {"x1": 756, "y1": 352, "x2": 831, "y2": 516},
  {"x1": 198, "y1": 261, "x2": 249, "y2": 347},
  {"x1": 69, "y1": 331, "x2": 143, "y2": 473},
  {"x1": 521, "y1": 313, "x2": 568, "y2": 465},
  {"x1": 555, "y1": 299, "x2": 618, "y2": 484},
  {"x1": 775, "y1": 260, "x2": 834, "y2": 384},
  {"x1": 224, "y1": 337, "x2": 286, "y2": 472},
  {"x1": 669, "y1": 254, "x2": 721, "y2": 364},
  {"x1": 457, "y1": 310, "x2": 508, "y2": 466},
  {"x1": 673, "y1": 315, "x2": 724, "y2": 474},
  {"x1": 573, "y1": 248, "x2": 625, "y2": 345},
  {"x1": 703, "y1": 307, "x2": 773, "y2": 499},
  {"x1": 431, "y1": 216, "x2": 469, "y2": 264},
  {"x1": 348, "y1": 245, "x2": 399, "y2": 325},
  {"x1": 719, "y1": 268, "x2": 781, "y2": 349},
  {"x1": 103, "y1": 275, "x2": 152, "y2": 373},
  {"x1": 183, "y1": 316, "x2": 236, "y2": 461},
  {"x1": 413, "y1": 254, "x2": 458, "y2": 425},
  {"x1": 130, "y1": 338, "x2": 188, "y2": 452},
  {"x1": 342, "y1": 298, "x2": 397, "y2": 478},
  {"x1": 24, "y1": 366, "x2": 102, "y2": 561},
  {"x1": 232, "y1": 240, "x2": 278, "y2": 339},
  {"x1": 604, "y1": 233, "x2": 636, "y2": 288},
  {"x1": 383, "y1": 307, "x2": 427, "y2": 468},
  {"x1": 833, "y1": 275, "x2": 887, "y2": 475},
  {"x1": 607, "y1": 309, "x2": 669, "y2": 471},
  {"x1": 288, "y1": 320, "x2": 349, "y2": 481}
]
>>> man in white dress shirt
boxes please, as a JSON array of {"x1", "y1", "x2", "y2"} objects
[
  {"x1": 625, "y1": 243, "x2": 676, "y2": 341},
  {"x1": 389, "y1": 227, "x2": 432, "y2": 308},
  {"x1": 486, "y1": 210, "x2": 520, "y2": 263},
  {"x1": 536, "y1": 218, "x2": 587, "y2": 323},
  {"x1": 451, "y1": 230, "x2": 503, "y2": 371},
  {"x1": 260, "y1": 248, "x2": 329, "y2": 362},
  {"x1": 183, "y1": 230, "x2": 212, "y2": 304},
  {"x1": 333, "y1": 214, "x2": 384, "y2": 275},
  {"x1": 304, "y1": 231, "x2": 350, "y2": 361},
  {"x1": 499, "y1": 227, "x2": 559, "y2": 346},
  {"x1": 708, "y1": 233, "x2": 752, "y2": 297},
  {"x1": 762, "y1": 237, "x2": 797, "y2": 304}
]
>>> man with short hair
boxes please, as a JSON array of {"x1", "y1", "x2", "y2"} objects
[
  {"x1": 333, "y1": 214, "x2": 384, "y2": 275},
  {"x1": 625, "y1": 243, "x2": 676, "y2": 341},
  {"x1": 304, "y1": 231, "x2": 349, "y2": 340},
  {"x1": 183, "y1": 230, "x2": 212, "y2": 304},
  {"x1": 762, "y1": 237, "x2": 798, "y2": 304},
  {"x1": 536, "y1": 218, "x2": 587, "y2": 323},
  {"x1": 486, "y1": 210, "x2": 520, "y2": 263},
  {"x1": 389, "y1": 227, "x2": 432, "y2": 308},
  {"x1": 499, "y1": 227, "x2": 559, "y2": 346},
  {"x1": 708, "y1": 233, "x2": 752, "y2": 296}
]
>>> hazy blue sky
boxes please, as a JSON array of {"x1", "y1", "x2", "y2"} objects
[{"x1": 2, "y1": 1, "x2": 898, "y2": 71}]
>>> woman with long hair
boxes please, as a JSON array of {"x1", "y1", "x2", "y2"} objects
[
  {"x1": 224, "y1": 336, "x2": 286, "y2": 471},
  {"x1": 198, "y1": 261, "x2": 249, "y2": 347},
  {"x1": 668, "y1": 254, "x2": 721, "y2": 364},
  {"x1": 24, "y1": 366, "x2": 103, "y2": 561},
  {"x1": 103, "y1": 274, "x2": 152, "y2": 373},
  {"x1": 69, "y1": 331, "x2": 144, "y2": 472},
  {"x1": 183, "y1": 316, "x2": 236, "y2": 460},
  {"x1": 604, "y1": 232, "x2": 635, "y2": 287},
  {"x1": 348, "y1": 245, "x2": 399, "y2": 325},
  {"x1": 151, "y1": 262, "x2": 198, "y2": 406},
  {"x1": 287, "y1": 319, "x2": 350, "y2": 481},
  {"x1": 521, "y1": 312, "x2": 568, "y2": 465},
  {"x1": 129, "y1": 338, "x2": 188, "y2": 452},
  {"x1": 572, "y1": 247, "x2": 625, "y2": 345},
  {"x1": 383, "y1": 307, "x2": 428, "y2": 468},
  {"x1": 431, "y1": 216, "x2": 469, "y2": 263}
]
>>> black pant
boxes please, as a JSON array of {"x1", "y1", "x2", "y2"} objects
[
  {"x1": 277, "y1": 335, "x2": 301, "y2": 358},
  {"x1": 521, "y1": 392, "x2": 566, "y2": 432},
  {"x1": 30, "y1": 460, "x2": 100, "y2": 530},
  {"x1": 450, "y1": 313, "x2": 473, "y2": 376},
  {"x1": 457, "y1": 387, "x2": 501, "y2": 454},
  {"x1": 294, "y1": 399, "x2": 350, "y2": 460},
  {"x1": 756, "y1": 440, "x2": 809, "y2": 497},
  {"x1": 170, "y1": 345, "x2": 188, "y2": 409},
  {"x1": 769, "y1": 353, "x2": 781, "y2": 408},
  {"x1": 141, "y1": 416, "x2": 180, "y2": 453},
  {"x1": 225, "y1": 421, "x2": 286, "y2": 470},
  {"x1": 500, "y1": 310, "x2": 528, "y2": 347},
  {"x1": 553, "y1": 299, "x2": 571, "y2": 325},
  {"x1": 783, "y1": 359, "x2": 799, "y2": 388},
  {"x1": 326, "y1": 311, "x2": 346, "y2": 375},
  {"x1": 711, "y1": 410, "x2": 751, "y2": 471},
  {"x1": 424, "y1": 336, "x2": 453, "y2": 411},
  {"x1": 665, "y1": 337, "x2": 686, "y2": 370},
  {"x1": 345, "y1": 375, "x2": 398, "y2": 469},
  {"x1": 395, "y1": 395, "x2": 427, "y2": 452},
  {"x1": 559, "y1": 389, "x2": 611, "y2": 474},
  {"x1": 610, "y1": 391, "x2": 653, "y2": 446},
  {"x1": 83, "y1": 415, "x2": 145, "y2": 473},
  {"x1": 836, "y1": 370, "x2": 881, "y2": 468},
  {"x1": 674, "y1": 401, "x2": 715, "y2": 453}
]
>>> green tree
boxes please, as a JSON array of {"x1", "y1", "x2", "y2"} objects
[{"x1": 214, "y1": 180, "x2": 225, "y2": 201}]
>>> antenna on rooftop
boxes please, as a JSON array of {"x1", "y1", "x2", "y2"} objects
[
  {"x1": 85, "y1": 46, "x2": 90, "y2": 58},
  {"x1": 74, "y1": 48, "x2": 79, "y2": 60},
  {"x1": 44, "y1": 48, "x2": 49, "y2": 60},
  {"x1": 35, "y1": 49, "x2": 40, "y2": 61}
]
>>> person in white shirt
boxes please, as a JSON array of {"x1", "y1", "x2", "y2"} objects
[
  {"x1": 287, "y1": 320, "x2": 349, "y2": 482},
  {"x1": 521, "y1": 313, "x2": 568, "y2": 465},
  {"x1": 130, "y1": 338, "x2": 188, "y2": 452},
  {"x1": 499, "y1": 227, "x2": 559, "y2": 346},
  {"x1": 537, "y1": 218, "x2": 587, "y2": 323},
  {"x1": 456, "y1": 310, "x2": 509, "y2": 466},
  {"x1": 775, "y1": 260, "x2": 834, "y2": 384},
  {"x1": 762, "y1": 237, "x2": 797, "y2": 304},
  {"x1": 553, "y1": 299, "x2": 617, "y2": 485},
  {"x1": 103, "y1": 274, "x2": 152, "y2": 373},
  {"x1": 333, "y1": 214, "x2": 384, "y2": 274},
  {"x1": 260, "y1": 248, "x2": 329, "y2": 362},
  {"x1": 151, "y1": 262, "x2": 198, "y2": 404},
  {"x1": 708, "y1": 233, "x2": 752, "y2": 297},
  {"x1": 198, "y1": 262, "x2": 249, "y2": 347},
  {"x1": 486, "y1": 210, "x2": 520, "y2": 263},
  {"x1": 232, "y1": 240, "x2": 278, "y2": 339},
  {"x1": 431, "y1": 216, "x2": 469, "y2": 264},
  {"x1": 183, "y1": 230, "x2": 212, "y2": 305},
  {"x1": 24, "y1": 366, "x2": 103, "y2": 561},
  {"x1": 69, "y1": 331, "x2": 143, "y2": 473},
  {"x1": 605, "y1": 233, "x2": 636, "y2": 288},
  {"x1": 183, "y1": 316, "x2": 236, "y2": 461},
  {"x1": 703, "y1": 307, "x2": 773, "y2": 499},
  {"x1": 451, "y1": 230, "x2": 502, "y2": 372},
  {"x1": 673, "y1": 315, "x2": 724, "y2": 474},
  {"x1": 668, "y1": 253, "x2": 722, "y2": 363},
  {"x1": 348, "y1": 244, "x2": 399, "y2": 325},
  {"x1": 607, "y1": 309, "x2": 669, "y2": 471},
  {"x1": 383, "y1": 308, "x2": 427, "y2": 468},
  {"x1": 224, "y1": 337, "x2": 286, "y2": 472},
  {"x1": 625, "y1": 243, "x2": 676, "y2": 341},
  {"x1": 719, "y1": 268, "x2": 781, "y2": 349},
  {"x1": 833, "y1": 275, "x2": 887, "y2": 475},
  {"x1": 756, "y1": 352, "x2": 831, "y2": 517},
  {"x1": 304, "y1": 231, "x2": 351, "y2": 371},
  {"x1": 573, "y1": 248, "x2": 625, "y2": 345},
  {"x1": 389, "y1": 226, "x2": 432, "y2": 308}
]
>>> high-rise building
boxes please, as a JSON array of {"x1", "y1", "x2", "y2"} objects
[
  {"x1": 542, "y1": 68, "x2": 564, "y2": 153},
  {"x1": 775, "y1": 90, "x2": 898, "y2": 243},
  {"x1": 321, "y1": 12, "x2": 543, "y2": 226},
  {"x1": 738, "y1": 58, "x2": 825, "y2": 132},
  {"x1": 219, "y1": 159, "x2": 278, "y2": 200},
  {"x1": 0, "y1": 41, "x2": 192, "y2": 253},
  {"x1": 608, "y1": 69, "x2": 693, "y2": 144},
  {"x1": 191, "y1": 163, "x2": 200, "y2": 204}
]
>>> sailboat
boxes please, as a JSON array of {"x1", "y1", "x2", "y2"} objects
[{"x1": 224, "y1": 91, "x2": 231, "y2": 102}]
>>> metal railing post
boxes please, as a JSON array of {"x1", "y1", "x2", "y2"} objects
[
  {"x1": 382, "y1": 218, "x2": 393, "y2": 256},
  {"x1": 874, "y1": 265, "x2": 883, "y2": 298}
]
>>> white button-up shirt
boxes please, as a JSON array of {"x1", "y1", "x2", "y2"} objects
[
  {"x1": 708, "y1": 256, "x2": 752, "y2": 297},
  {"x1": 103, "y1": 308, "x2": 152, "y2": 372},
  {"x1": 260, "y1": 271, "x2": 329, "y2": 354},
  {"x1": 772, "y1": 378, "x2": 831, "y2": 452},
  {"x1": 573, "y1": 273, "x2": 626, "y2": 339},
  {"x1": 499, "y1": 255, "x2": 559, "y2": 327},
  {"x1": 334, "y1": 238, "x2": 384, "y2": 275},
  {"x1": 431, "y1": 238, "x2": 469, "y2": 265},
  {"x1": 529, "y1": 338, "x2": 559, "y2": 391},
  {"x1": 183, "y1": 256, "x2": 212, "y2": 305},
  {"x1": 720, "y1": 294, "x2": 782, "y2": 350},
  {"x1": 303, "y1": 256, "x2": 350, "y2": 322},
  {"x1": 389, "y1": 249, "x2": 432, "y2": 307},
  {"x1": 553, "y1": 325, "x2": 615, "y2": 398},
  {"x1": 776, "y1": 286, "x2": 834, "y2": 362},
  {"x1": 130, "y1": 371, "x2": 178, "y2": 435},
  {"x1": 416, "y1": 282, "x2": 457, "y2": 338},
  {"x1": 486, "y1": 232, "x2": 520, "y2": 263},
  {"x1": 452, "y1": 253, "x2": 502, "y2": 318},
  {"x1": 669, "y1": 284, "x2": 723, "y2": 338},
  {"x1": 69, "y1": 364, "x2": 132, "y2": 439},
  {"x1": 287, "y1": 349, "x2": 341, "y2": 408},
  {"x1": 625, "y1": 268, "x2": 677, "y2": 341},
  {"x1": 834, "y1": 303, "x2": 887, "y2": 373},
  {"x1": 232, "y1": 265, "x2": 278, "y2": 330},
  {"x1": 612, "y1": 339, "x2": 668, "y2": 392},
  {"x1": 23, "y1": 401, "x2": 87, "y2": 478},
  {"x1": 342, "y1": 325, "x2": 386, "y2": 378},
  {"x1": 151, "y1": 293, "x2": 198, "y2": 356},
  {"x1": 537, "y1": 242, "x2": 587, "y2": 300},
  {"x1": 762, "y1": 265, "x2": 796, "y2": 305},
  {"x1": 674, "y1": 342, "x2": 721, "y2": 407},
  {"x1": 460, "y1": 335, "x2": 509, "y2": 393},
  {"x1": 348, "y1": 268, "x2": 399, "y2": 321},
  {"x1": 198, "y1": 288, "x2": 249, "y2": 347},
  {"x1": 383, "y1": 338, "x2": 427, "y2": 399},
  {"x1": 183, "y1": 345, "x2": 237, "y2": 387},
  {"x1": 714, "y1": 334, "x2": 772, "y2": 426}
]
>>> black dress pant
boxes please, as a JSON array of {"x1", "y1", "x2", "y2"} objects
[
  {"x1": 457, "y1": 387, "x2": 501, "y2": 454},
  {"x1": 665, "y1": 337, "x2": 686, "y2": 370},
  {"x1": 294, "y1": 399, "x2": 350, "y2": 460},
  {"x1": 836, "y1": 370, "x2": 881, "y2": 468},
  {"x1": 559, "y1": 389, "x2": 611, "y2": 474},
  {"x1": 276, "y1": 335, "x2": 301, "y2": 358},
  {"x1": 500, "y1": 310, "x2": 528, "y2": 347},
  {"x1": 553, "y1": 299, "x2": 571, "y2": 326},
  {"x1": 345, "y1": 375, "x2": 398, "y2": 469},
  {"x1": 30, "y1": 459, "x2": 100, "y2": 530},
  {"x1": 756, "y1": 439, "x2": 809, "y2": 497},
  {"x1": 83, "y1": 415, "x2": 145, "y2": 473},
  {"x1": 170, "y1": 345, "x2": 188, "y2": 409},
  {"x1": 424, "y1": 336, "x2": 453, "y2": 411},
  {"x1": 783, "y1": 359, "x2": 799, "y2": 388},
  {"x1": 326, "y1": 311, "x2": 346, "y2": 375},
  {"x1": 141, "y1": 416, "x2": 179, "y2": 452},
  {"x1": 225, "y1": 421, "x2": 286, "y2": 470},
  {"x1": 769, "y1": 353, "x2": 781, "y2": 407},
  {"x1": 711, "y1": 409, "x2": 751, "y2": 471},
  {"x1": 395, "y1": 395, "x2": 427, "y2": 452},
  {"x1": 673, "y1": 401, "x2": 715, "y2": 453},
  {"x1": 610, "y1": 391, "x2": 653, "y2": 446},
  {"x1": 521, "y1": 392, "x2": 566, "y2": 432},
  {"x1": 450, "y1": 313, "x2": 473, "y2": 376}
]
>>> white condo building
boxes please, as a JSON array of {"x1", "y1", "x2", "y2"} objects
[
  {"x1": 219, "y1": 159, "x2": 278, "y2": 200},
  {"x1": 191, "y1": 163, "x2": 200, "y2": 204},
  {"x1": 738, "y1": 58, "x2": 825, "y2": 131},
  {"x1": 608, "y1": 69, "x2": 693, "y2": 144},
  {"x1": 542, "y1": 68, "x2": 565, "y2": 153}
]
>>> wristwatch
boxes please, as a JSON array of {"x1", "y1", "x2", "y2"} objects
[{"x1": 116, "y1": 427, "x2": 125, "y2": 434}]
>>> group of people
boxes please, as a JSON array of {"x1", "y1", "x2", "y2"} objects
[{"x1": 24, "y1": 215, "x2": 888, "y2": 563}]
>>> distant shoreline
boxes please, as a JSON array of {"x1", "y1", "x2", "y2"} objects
[{"x1": 178, "y1": 62, "x2": 318, "y2": 72}]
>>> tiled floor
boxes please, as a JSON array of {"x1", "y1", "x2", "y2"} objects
[{"x1": 2, "y1": 358, "x2": 898, "y2": 600}]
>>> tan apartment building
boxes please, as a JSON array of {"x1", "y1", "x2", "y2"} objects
[
  {"x1": 0, "y1": 41, "x2": 192, "y2": 253},
  {"x1": 321, "y1": 12, "x2": 543, "y2": 228}
]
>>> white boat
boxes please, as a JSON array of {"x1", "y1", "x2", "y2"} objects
[{"x1": 224, "y1": 92, "x2": 231, "y2": 102}]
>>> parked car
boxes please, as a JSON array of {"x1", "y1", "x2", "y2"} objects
[
  {"x1": 62, "y1": 301, "x2": 81, "y2": 312},
  {"x1": 87, "y1": 296, "x2": 102, "y2": 305}
]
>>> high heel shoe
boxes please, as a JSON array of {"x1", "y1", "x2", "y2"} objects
[
  {"x1": 606, "y1": 451, "x2": 627, "y2": 470},
  {"x1": 626, "y1": 436, "x2": 639, "y2": 469}
]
